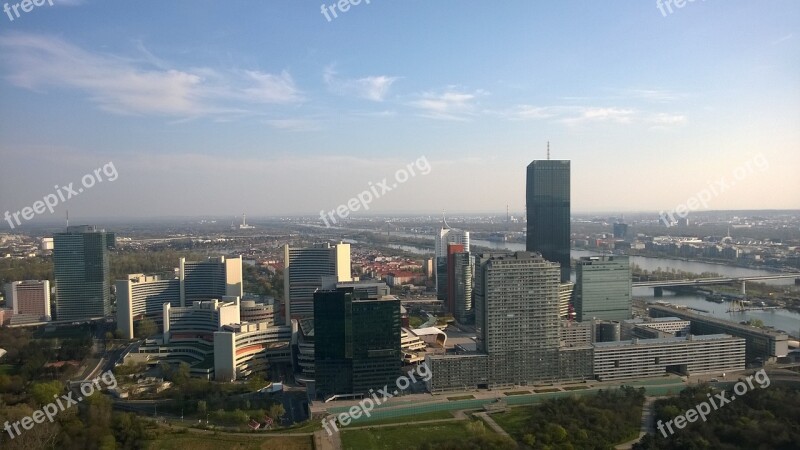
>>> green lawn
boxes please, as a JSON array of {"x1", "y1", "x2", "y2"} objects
[
  {"x1": 346, "y1": 410, "x2": 454, "y2": 427},
  {"x1": 145, "y1": 434, "x2": 313, "y2": 450},
  {"x1": 341, "y1": 420, "x2": 488, "y2": 450},
  {"x1": 503, "y1": 390, "x2": 531, "y2": 396},
  {"x1": 447, "y1": 395, "x2": 474, "y2": 401},
  {"x1": 491, "y1": 406, "x2": 535, "y2": 438},
  {"x1": 563, "y1": 386, "x2": 589, "y2": 391},
  {"x1": 533, "y1": 388, "x2": 560, "y2": 393}
]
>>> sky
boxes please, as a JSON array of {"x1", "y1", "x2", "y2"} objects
[{"x1": 0, "y1": 0, "x2": 798, "y2": 224}]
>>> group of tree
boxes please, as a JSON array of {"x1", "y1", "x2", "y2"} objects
[
  {"x1": 500, "y1": 386, "x2": 646, "y2": 449},
  {"x1": 634, "y1": 384, "x2": 800, "y2": 449}
]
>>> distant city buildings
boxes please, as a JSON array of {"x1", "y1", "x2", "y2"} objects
[
  {"x1": 313, "y1": 287, "x2": 401, "y2": 398},
  {"x1": 613, "y1": 223, "x2": 629, "y2": 239},
  {"x1": 283, "y1": 242, "x2": 351, "y2": 323},
  {"x1": 574, "y1": 255, "x2": 632, "y2": 322},
  {"x1": 53, "y1": 225, "x2": 114, "y2": 321},
  {"x1": 526, "y1": 159, "x2": 571, "y2": 282}
]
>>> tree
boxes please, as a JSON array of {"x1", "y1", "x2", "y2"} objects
[
  {"x1": 135, "y1": 318, "x2": 157, "y2": 338},
  {"x1": 30, "y1": 381, "x2": 63, "y2": 406},
  {"x1": 268, "y1": 403, "x2": 285, "y2": 421}
]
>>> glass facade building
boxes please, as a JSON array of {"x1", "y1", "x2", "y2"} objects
[
  {"x1": 526, "y1": 160, "x2": 571, "y2": 282},
  {"x1": 313, "y1": 288, "x2": 400, "y2": 398},
  {"x1": 53, "y1": 225, "x2": 112, "y2": 321},
  {"x1": 574, "y1": 255, "x2": 632, "y2": 322}
]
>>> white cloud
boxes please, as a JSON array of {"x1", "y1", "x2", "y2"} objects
[
  {"x1": 409, "y1": 88, "x2": 486, "y2": 120},
  {"x1": 323, "y1": 66, "x2": 398, "y2": 101},
  {"x1": 0, "y1": 33, "x2": 304, "y2": 119}
]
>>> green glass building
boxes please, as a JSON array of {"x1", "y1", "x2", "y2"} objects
[
  {"x1": 313, "y1": 287, "x2": 400, "y2": 398},
  {"x1": 53, "y1": 225, "x2": 113, "y2": 321},
  {"x1": 574, "y1": 255, "x2": 632, "y2": 322}
]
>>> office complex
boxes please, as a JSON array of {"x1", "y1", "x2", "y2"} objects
[
  {"x1": 53, "y1": 225, "x2": 113, "y2": 321},
  {"x1": 649, "y1": 304, "x2": 789, "y2": 362},
  {"x1": 180, "y1": 256, "x2": 243, "y2": 305},
  {"x1": 116, "y1": 256, "x2": 243, "y2": 339},
  {"x1": 621, "y1": 317, "x2": 691, "y2": 340},
  {"x1": 283, "y1": 242, "x2": 351, "y2": 323},
  {"x1": 475, "y1": 252, "x2": 562, "y2": 385},
  {"x1": 116, "y1": 274, "x2": 180, "y2": 339},
  {"x1": 4, "y1": 280, "x2": 51, "y2": 323},
  {"x1": 313, "y1": 288, "x2": 401, "y2": 398},
  {"x1": 574, "y1": 255, "x2": 632, "y2": 322},
  {"x1": 526, "y1": 159, "x2": 571, "y2": 282},
  {"x1": 137, "y1": 298, "x2": 291, "y2": 380},
  {"x1": 434, "y1": 224, "x2": 469, "y2": 300},
  {"x1": 593, "y1": 334, "x2": 745, "y2": 381}
]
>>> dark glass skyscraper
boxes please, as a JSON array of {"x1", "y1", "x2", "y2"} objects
[
  {"x1": 526, "y1": 160, "x2": 571, "y2": 282},
  {"x1": 313, "y1": 287, "x2": 400, "y2": 398},
  {"x1": 53, "y1": 225, "x2": 113, "y2": 321}
]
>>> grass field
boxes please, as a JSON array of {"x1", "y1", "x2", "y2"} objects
[
  {"x1": 341, "y1": 420, "x2": 488, "y2": 450},
  {"x1": 563, "y1": 386, "x2": 589, "y2": 391},
  {"x1": 145, "y1": 434, "x2": 313, "y2": 450},
  {"x1": 347, "y1": 410, "x2": 454, "y2": 427},
  {"x1": 503, "y1": 390, "x2": 531, "y2": 396},
  {"x1": 446, "y1": 395, "x2": 474, "y2": 401},
  {"x1": 533, "y1": 388, "x2": 560, "y2": 393},
  {"x1": 491, "y1": 407, "x2": 533, "y2": 438}
]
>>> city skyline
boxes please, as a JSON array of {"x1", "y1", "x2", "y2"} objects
[{"x1": 1, "y1": 2, "x2": 798, "y2": 221}]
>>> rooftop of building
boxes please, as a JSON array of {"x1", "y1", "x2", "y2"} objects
[{"x1": 593, "y1": 333, "x2": 740, "y2": 349}]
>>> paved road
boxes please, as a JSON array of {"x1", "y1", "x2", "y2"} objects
[
  {"x1": 475, "y1": 412, "x2": 511, "y2": 438},
  {"x1": 615, "y1": 396, "x2": 661, "y2": 449}
]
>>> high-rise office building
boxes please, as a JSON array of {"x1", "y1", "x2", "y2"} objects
[
  {"x1": 5, "y1": 280, "x2": 51, "y2": 321},
  {"x1": 283, "y1": 243, "x2": 351, "y2": 323},
  {"x1": 574, "y1": 255, "x2": 632, "y2": 322},
  {"x1": 116, "y1": 274, "x2": 180, "y2": 339},
  {"x1": 526, "y1": 159, "x2": 571, "y2": 282},
  {"x1": 446, "y1": 243, "x2": 464, "y2": 315},
  {"x1": 53, "y1": 225, "x2": 113, "y2": 321},
  {"x1": 474, "y1": 252, "x2": 562, "y2": 385},
  {"x1": 447, "y1": 246, "x2": 473, "y2": 324},
  {"x1": 314, "y1": 287, "x2": 400, "y2": 398},
  {"x1": 613, "y1": 223, "x2": 629, "y2": 239},
  {"x1": 434, "y1": 223, "x2": 469, "y2": 300},
  {"x1": 180, "y1": 256, "x2": 243, "y2": 306}
]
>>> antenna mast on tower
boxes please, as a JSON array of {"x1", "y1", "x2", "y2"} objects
[{"x1": 547, "y1": 141, "x2": 550, "y2": 160}]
